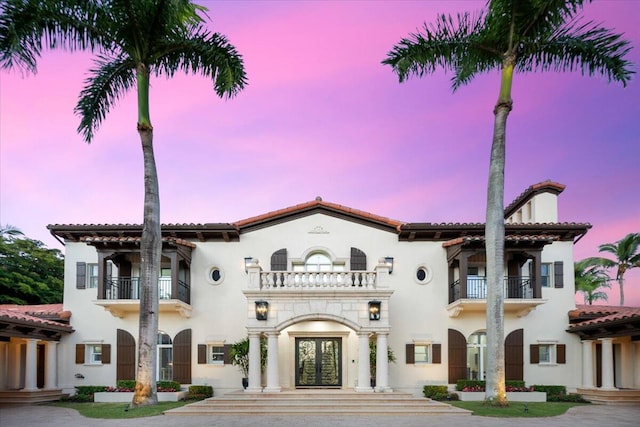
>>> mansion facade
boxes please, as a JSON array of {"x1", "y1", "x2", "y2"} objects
[{"x1": 3, "y1": 180, "x2": 638, "y2": 401}]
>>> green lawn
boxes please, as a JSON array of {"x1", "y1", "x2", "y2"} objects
[
  {"x1": 50, "y1": 401, "x2": 190, "y2": 419},
  {"x1": 448, "y1": 401, "x2": 589, "y2": 417}
]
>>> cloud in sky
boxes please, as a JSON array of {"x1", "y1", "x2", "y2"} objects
[{"x1": 1, "y1": 0, "x2": 639, "y2": 304}]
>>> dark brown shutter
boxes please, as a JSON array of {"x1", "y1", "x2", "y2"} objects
[
  {"x1": 557, "y1": 344, "x2": 566, "y2": 364},
  {"x1": 448, "y1": 329, "x2": 467, "y2": 384},
  {"x1": 554, "y1": 261, "x2": 564, "y2": 288},
  {"x1": 271, "y1": 249, "x2": 287, "y2": 271},
  {"x1": 432, "y1": 344, "x2": 441, "y2": 364},
  {"x1": 405, "y1": 344, "x2": 415, "y2": 364},
  {"x1": 223, "y1": 344, "x2": 231, "y2": 364},
  {"x1": 505, "y1": 329, "x2": 523, "y2": 380},
  {"x1": 197, "y1": 344, "x2": 207, "y2": 364},
  {"x1": 350, "y1": 247, "x2": 367, "y2": 271},
  {"x1": 75, "y1": 344, "x2": 84, "y2": 364},
  {"x1": 173, "y1": 329, "x2": 192, "y2": 384},
  {"x1": 76, "y1": 262, "x2": 86, "y2": 289},
  {"x1": 530, "y1": 344, "x2": 540, "y2": 364},
  {"x1": 102, "y1": 344, "x2": 111, "y2": 364},
  {"x1": 117, "y1": 329, "x2": 136, "y2": 381}
]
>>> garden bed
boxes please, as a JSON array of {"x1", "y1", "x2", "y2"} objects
[
  {"x1": 458, "y1": 391, "x2": 546, "y2": 402},
  {"x1": 94, "y1": 391, "x2": 187, "y2": 402}
]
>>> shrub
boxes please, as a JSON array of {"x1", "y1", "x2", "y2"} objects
[
  {"x1": 455, "y1": 380, "x2": 528, "y2": 392},
  {"x1": 188, "y1": 385, "x2": 213, "y2": 400},
  {"x1": 66, "y1": 385, "x2": 107, "y2": 401},
  {"x1": 531, "y1": 384, "x2": 566, "y2": 398},
  {"x1": 116, "y1": 380, "x2": 136, "y2": 391},
  {"x1": 157, "y1": 380, "x2": 182, "y2": 392},
  {"x1": 423, "y1": 385, "x2": 448, "y2": 398}
]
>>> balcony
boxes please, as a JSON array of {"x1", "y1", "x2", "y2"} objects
[
  {"x1": 447, "y1": 276, "x2": 546, "y2": 318},
  {"x1": 94, "y1": 276, "x2": 191, "y2": 318}
]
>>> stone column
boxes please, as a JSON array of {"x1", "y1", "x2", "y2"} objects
[
  {"x1": 0, "y1": 342, "x2": 7, "y2": 390},
  {"x1": 355, "y1": 332, "x2": 372, "y2": 392},
  {"x1": 581, "y1": 340, "x2": 595, "y2": 389},
  {"x1": 45, "y1": 341, "x2": 59, "y2": 390},
  {"x1": 264, "y1": 332, "x2": 281, "y2": 392},
  {"x1": 24, "y1": 339, "x2": 38, "y2": 391},
  {"x1": 8, "y1": 340, "x2": 21, "y2": 389},
  {"x1": 375, "y1": 332, "x2": 391, "y2": 392},
  {"x1": 246, "y1": 332, "x2": 262, "y2": 392},
  {"x1": 600, "y1": 338, "x2": 616, "y2": 390}
]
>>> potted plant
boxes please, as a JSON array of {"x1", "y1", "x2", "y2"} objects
[
  {"x1": 369, "y1": 339, "x2": 396, "y2": 388},
  {"x1": 229, "y1": 336, "x2": 267, "y2": 389}
]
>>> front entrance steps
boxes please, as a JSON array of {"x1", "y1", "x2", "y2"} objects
[
  {"x1": 577, "y1": 388, "x2": 640, "y2": 405},
  {"x1": 0, "y1": 389, "x2": 64, "y2": 404},
  {"x1": 164, "y1": 389, "x2": 471, "y2": 416}
]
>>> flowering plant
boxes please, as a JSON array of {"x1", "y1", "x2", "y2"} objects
[{"x1": 461, "y1": 385, "x2": 533, "y2": 392}]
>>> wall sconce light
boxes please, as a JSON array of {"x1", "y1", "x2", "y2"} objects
[
  {"x1": 368, "y1": 301, "x2": 381, "y2": 321},
  {"x1": 384, "y1": 256, "x2": 394, "y2": 274},
  {"x1": 75, "y1": 373, "x2": 85, "y2": 379},
  {"x1": 255, "y1": 300, "x2": 269, "y2": 320},
  {"x1": 244, "y1": 257, "x2": 253, "y2": 273}
]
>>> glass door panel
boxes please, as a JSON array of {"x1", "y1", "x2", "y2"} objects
[{"x1": 296, "y1": 338, "x2": 341, "y2": 387}]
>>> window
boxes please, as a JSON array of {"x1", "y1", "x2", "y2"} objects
[
  {"x1": 207, "y1": 266, "x2": 225, "y2": 285},
  {"x1": 467, "y1": 331, "x2": 487, "y2": 380},
  {"x1": 157, "y1": 332, "x2": 173, "y2": 381},
  {"x1": 209, "y1": 345, "x2": 225, "y2": 364},
  {"x1": 414, "y1": 264, "x2": 433, "y2": 285},
  {"x1": 87, "y1": 264, "x2": 98, "y2": 288},
  {"x1": 88, "y1": 344, "x2": 102, "y2": 364},
  {"x1": 292, "y1": 251, "x2": 345, "y2": 272},
  {"x1": 530, "y1": 343, "x2": 566, "y2": 365},
  {"x1": 414, "y1": 344, "x2": 432, "y2": 363},
  {"x1": 541, "y1": 263, "x2": 552, "y2": 287}
]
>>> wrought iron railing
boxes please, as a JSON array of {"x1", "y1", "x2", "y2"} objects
[
  {"x1": 103, "y1": 276, "x2": 190, "y2": 304},
  {"x1": 449, "y1": 276, "x2": 535, "y2": 303}
]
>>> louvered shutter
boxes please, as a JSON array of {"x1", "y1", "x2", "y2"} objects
[
  {"x1": 197, "y1": 344, "x2": 207, "y2": 364},
  {"x1": 448, "y1": 329, "x2": 467, "y2": 384},
  {"x1": 350, "y1": 248, "x2": 367, "y2": 271},
  {"x1": 223, "y1": 344, "x2": 231, "y2": 364},
  {"x1": 554, "y1": 261, "x2": 564, "y2": 288},
  {"x1": 557, "y1": 344, "x2": 566, "y2": 364},
  {"x1": 117, "y1": 329, "x2": 136, "y2": 380},
  {"x1": 530, "y1": 345, "x2": 540, "y2": 364},
  {"x1": 173, "y1": 329, "x2": 192, "y2": 384},
  {"x1": 405, "y1": 344, "x2": 415, "y2": 364},
  {"x1": 271, "y1": 249, "x2": 287, "y2": 271},
  {"x1": 75, "y1": 344, "x2": 84, "y2": 364},
  {"x1": 432, "y1": 344, "x2": 441, "y2": 364},
  {"x1": 102, "y1": 344, "x2": 111, "y2": 364},
  {"x1": 76, "y1": 262, "x2": 86, "y2": 289},
  {"x1": 505, "y1": 329, "x2": 523, "y2": 380}
]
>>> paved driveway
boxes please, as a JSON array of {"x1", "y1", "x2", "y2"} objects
[{"x1": 1, "y1": 403, "x2": 639, "y2": 427}]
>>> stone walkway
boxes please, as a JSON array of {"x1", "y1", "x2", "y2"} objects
[{"x1": 1, "y1": 403, "x2": 640, "y2": 427}]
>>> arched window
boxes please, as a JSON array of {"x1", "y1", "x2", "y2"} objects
[
  {"x1": 466, "y1": 331, "x2": 487, "y2": 381},
  {"x1": 157, "y1": 331, "x2": 173, "y2": 381},
  {"x1": 293, "y1": 251, "x2": 345, "y2": 272}
]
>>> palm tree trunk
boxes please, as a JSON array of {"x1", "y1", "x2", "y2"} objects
[
  {"x1": 618, "y1": 275, "x2": 624, "y2": 306},
  {"x1": 484, "y1": 56, "x2": 514, "y2": 407},
  {"x1": 132, "y1": 64, "x2": 160, "y2": 407}
]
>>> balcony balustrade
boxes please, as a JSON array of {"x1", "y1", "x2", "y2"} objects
[
  {"x1": 259, "y1": 271, "x2": 377, "y2": 290},
  {"x1": 449, "y1": 276, "x2": 534, "y2": 303},
  {"x1": 102, "y1": 276, "x2": 190, "y2": 304}
]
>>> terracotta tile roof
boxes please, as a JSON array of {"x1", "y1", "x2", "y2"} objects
[
  {"x1": 234, "y1": 197, "x2": 404, "y2": 229},
  {"x1": 0, "y1": 304, "x2": 73, "y2": 330},
  {"x1": 80, "y1": 235, "x2": 196, "y2": 248},
  {"x1": 568, "y1": 305, "x2": 640, "y2": 328},
  {"x1": 504, "y1": 180, "x2": 566, "y2": 218},
  {"x1": 442, "y1": 234, "x2": 559, "y2": 248}
]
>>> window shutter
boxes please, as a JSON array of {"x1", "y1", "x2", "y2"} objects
[
  {"x1": 173, "y1": 329, "x2": 192, "y2": 384},
  {"x1": 530, "y1": 344, "x2": 540, "y2": 364},
  {"x1": 117, "y1": 329, "x2": 136, "y2": 381},
  {"x1": 405, "y1": 344, "x2": 415, "y2": 364},
  {"x1": 197, "y1": 344, "x2": 207, "y2": 364},
  {"x1": 432, "y1": 344, "x2": 441, "y2": 364},
  {"x1": 102, "y1": 344, "x2": 111, "y2": 364},
  {"x1": 223, "y1": 344, "x2": 231, "y2": 364},
  {"x1": 554, "y1": 261, "x2": 564, "y2": 288},
  {"x1": 75, "y1": 344, "x2": 84, "y2": 364},
  {"x1": 350, "y1": 247, "x2": 367, "y2": 271},
  {"x1": 271, "y1": 249, "x2": 287, "y2": 271},
  {"x1": 448, "y1": 329, "x2": 467, "y2": 384},
  {"x1": 76, "y1": 262, "x2": 86, "y2": 289},
  {"x1": 557, "y1": 344, "x2": 566, "y2": 364},
  {"x1": 505, "y1": 329, "x2": 523, "y2": 381}
]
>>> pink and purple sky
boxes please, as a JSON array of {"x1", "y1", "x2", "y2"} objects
[{"x1": 1, "y1": 1, "x2": 639, "y2": 305}]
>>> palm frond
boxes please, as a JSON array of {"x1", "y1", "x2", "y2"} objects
[
  {"x1": 153, "y1": 30, "x2": 247, "y2": 98},
  {"x1": 0, "y1": 0, "x2": 111, "y2": 73},
  {"x1": 74, "y1": 55, "x2": 136, "y2": 143},
  {"x1": 517, "y1": 17, "x2": 634, "y2": 86}
]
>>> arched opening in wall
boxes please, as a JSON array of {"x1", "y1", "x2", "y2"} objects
[
  {"x1": 293, "y1": 250, "x2": 345, "y2": 272},
  {"x1": 467, "y1": 330, "x2": 487, "y2": 381},
  {"x1": 157, "y1": 331, "x2": 173, "y2": 381}
]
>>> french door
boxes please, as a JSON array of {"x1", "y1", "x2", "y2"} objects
[{"x1": 295, "y1": 337, "x2": 341, "y2": 387}]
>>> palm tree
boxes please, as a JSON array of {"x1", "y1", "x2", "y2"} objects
[
  {"x1": 574, "y1": 259, "x2": 611, "y2": 305},
  {"x1": 585, "y1": 233, "x2": 640, "y2": 306},
  {"x1": 0, "y1": 0, "x2": 246, "y2": 406},
  {"x1": 383, "y1": 0, "x2": 633, "y2": 405},
  {"x1": 0, "y1": 225, "x2": 24, "y2": 241}
]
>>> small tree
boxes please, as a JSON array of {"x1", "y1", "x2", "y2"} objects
[
  {"x1": 229, "y1": 336, "x2": 267, "y2": 379},
  {"x1": 369, "y1": 339, "x2": 396, "y2": 382}
]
